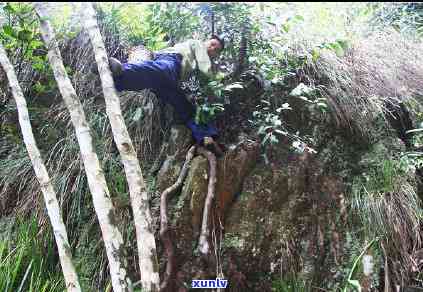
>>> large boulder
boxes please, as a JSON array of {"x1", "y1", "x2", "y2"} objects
[{"x1": 222, "y1": 152, "x2": 348, "y2": 290}]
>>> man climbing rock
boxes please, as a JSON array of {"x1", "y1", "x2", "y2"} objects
[{"x1": 109, "y1": 35, "x2": 225, "y2": 154}]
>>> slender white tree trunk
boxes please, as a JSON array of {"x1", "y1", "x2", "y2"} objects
[
  {"x1": 34, "y1": 3, "x2": 131, "y2": 291},
  {"x1": 197, "y1": 147, "x2": 217, "y2": 256},
  {"x1": 0, "y1": 44, "x2": 81, "y2": 292},
  {"x1": 79, "y1": 3, "x2": 160, "y2": 291}
]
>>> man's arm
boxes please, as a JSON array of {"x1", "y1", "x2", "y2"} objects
[{"x1": 193, "y1": 40, "x2": 213, "y2": 79}]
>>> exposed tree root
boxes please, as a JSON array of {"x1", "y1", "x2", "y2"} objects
[
  {"x1": 160, "y1": 145, "x2": 197, "y2": 291},
  {"x1": 160, "y1": 145, "x2": 220, "y2": 289},
  {"x1": 197, "y1": 147, "x2": 218, "y2": 257}
]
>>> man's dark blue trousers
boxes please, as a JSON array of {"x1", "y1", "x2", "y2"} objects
[{"x1": 113, "y1": 53, "x2": 218, "y2": 143}]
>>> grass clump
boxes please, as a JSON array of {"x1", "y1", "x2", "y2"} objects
[
  {"x1": 0, "y1": 216, "x2": 64, "y2": 292},
  {"x1": 352, "y1": 157, "x2": 422, "y2": 286}
]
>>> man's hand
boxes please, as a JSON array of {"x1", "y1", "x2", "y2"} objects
[{"x1": 203, "y1": 136, "x2": 224, "y2": 157}]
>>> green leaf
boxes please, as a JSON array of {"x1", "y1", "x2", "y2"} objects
[
  {"x1": 273, "y1": 119, "x2": 282, "y2": 126},
  {"x1": 65, "y1": 66, "x2": 72, "y2": 75},
  {"x1": 296, "y1": 95, "x2": 311, "y2": 103},
  {"x1": 316, "y1": 102, "x2": 327, "y2": 108},
  {"x1": 311, "y1": 48, "x2": 320, "y2": 63},
  {"x1": 33, "y1": 82, "x2": 46, "y2": 94},
  {"x1": 290, "y1": 83, "x2": 314, "y2": 97},
  {"x1": 3, "y1": 25, "x2": 16, "y2": 37},
  {"x1": 347, "y1": 280, "x2": 361, "y2": 291},
  {"x1": 293, "y1": 15, "x2": 304, "y2": 22},
  {"x1": 328, "y1": 42, "x2": 344, "y2": 57},
  {"x1": 270, "y1": 135, "x2": 279, "y2": 144},
  {"x1": 132, "y1": 108, "x2": 144, "y2": 121},
  {"x1": 224, "y1": 83, "x2": 244, "y2": 91},
  {"x1": 274, "y1": 129, "x2": 288, "y2": 136},
  {"x1": 406, "y1": 128, "x2": 423, "y2": 134},
  {"x1": 29, "y1": 39, "x2": 43, "y2": 49},
  {"x1": 336, "y1": 39, "x2": 349, "y2": 50},
  {"x1": 3, "y1": 3, "x2": 16, "y2": 14},
  {"x1": 281, "y1": 102, "x2": 292, "y2": 110},
  {"x1": 18, "y1": 29, "x2": 32, "y2": 41}
]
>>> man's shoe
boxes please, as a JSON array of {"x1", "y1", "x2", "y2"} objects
[{"x1": 109, "y1": 57, "x2": 123, "y2": 77}]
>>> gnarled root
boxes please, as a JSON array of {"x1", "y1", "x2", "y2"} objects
[
  {"x1": 197, "y1": 147, "x2": 218, "y2": 257},
  {"x1": 160, "y1": 145, "x2": 196, "y2": 291}
]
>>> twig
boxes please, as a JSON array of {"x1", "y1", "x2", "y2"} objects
[{"x1": 160, "y1": 145, "x2": 197, "y2": 291}]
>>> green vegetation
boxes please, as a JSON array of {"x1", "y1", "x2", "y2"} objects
[{"x1": 0, "y1": 217, "x2": 64, "y2": 292}]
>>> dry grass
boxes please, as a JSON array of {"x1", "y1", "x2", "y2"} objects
[
  {"x1": 307, "y1": 28, "x2": 423, "y2": 284},
  {"x1": 354, "y1": 182, "x2": 422, "y2": 285},
  {"x1": 352, "y1": 158, "x2": 422, "y2": 285},
  {"x1": 306, "y1": 29, "x2": 423, "y2": 141}
]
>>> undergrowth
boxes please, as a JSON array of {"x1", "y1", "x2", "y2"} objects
[{"x1": 0, "y1": 216, "x2": 64, "y2": 292}]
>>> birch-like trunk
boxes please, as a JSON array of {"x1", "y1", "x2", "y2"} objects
[
  {"x1": 79, "y1": 3, "x2": 160, "y2": 291},
  {"x1": 34, "y1": 3, "x2": 131, "y2": 291},
  {"x1": 0, "y1": 44, "x2": 81, "y2": 292}
]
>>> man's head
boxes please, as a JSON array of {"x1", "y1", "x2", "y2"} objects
[{"x1": 206, "y1": 34, "x2": 225, "y2": 58}]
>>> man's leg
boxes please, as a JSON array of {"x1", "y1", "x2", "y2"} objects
[
  {"x1": 158, "y1": 86, "x2": 219, "y2": 145},
  {"x1": 113, "y1": 60, "x2": 174, "y2": 92},
  {"x1": 112, "y1": 55, "x2": 222, "y2": 151}
]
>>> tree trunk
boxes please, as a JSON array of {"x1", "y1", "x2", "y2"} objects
[
  {"x1": 0, "y1": 43, "x2": 82, "y2": 292},
  {"x1": 79, "y1": 3, "x2": 160, "y2": 291},
  {"x1": 34, "y1": 3, "x2": 131, "y2": 291}
]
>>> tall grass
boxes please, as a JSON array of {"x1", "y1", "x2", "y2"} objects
[
  {"x1": 352, "y1": 158, "x2": 422, "y2": 285},
  {"x1": 1, "y1": 5, "x2": 170, "y2": 289},
  {"x1": 0, "y1": 217, "x2": 64, "y2": 292},
  {"x1": 306, "y1": 29, "x2": 423, "y2": 142}
]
